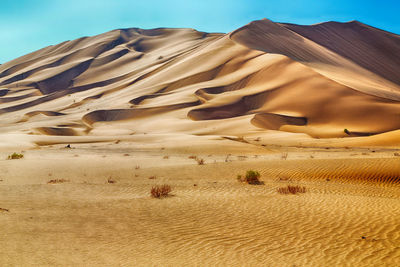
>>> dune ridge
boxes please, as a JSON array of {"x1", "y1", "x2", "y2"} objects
[{"x1": 0, "y1": 19, "x2": 400, "y2": 146}]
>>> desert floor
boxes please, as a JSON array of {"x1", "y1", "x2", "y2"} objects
[{"x1": 1, "y1": 139, "x2": 400, "y2": 266}]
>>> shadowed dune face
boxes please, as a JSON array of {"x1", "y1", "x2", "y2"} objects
[{"x1": 1, "y1": 20, "x2": 400, "y2": 145}]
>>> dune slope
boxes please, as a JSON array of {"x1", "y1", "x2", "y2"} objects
[{"x1": 1, "y1": 19, "x2": 400, "y2": 146}]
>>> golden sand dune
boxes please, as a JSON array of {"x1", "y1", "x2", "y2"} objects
[{"x1": 1, "y1": 19, "x2": 400, "y2": 146}]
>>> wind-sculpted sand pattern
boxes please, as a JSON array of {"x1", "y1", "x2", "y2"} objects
[
  {"x1": 1, "y1": 151, "x2": 400, "y2": 266},
  {"x1": 259, "y1": 158, "x2": 400, "y2": 185},
  {"x1": 1, "y1": 19, "x2": 400, "y2": 146}
]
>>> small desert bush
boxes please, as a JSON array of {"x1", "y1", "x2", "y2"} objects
[
  {"x1": 277, "y1": 185, "x2": 306, "y2": 195},
  {"x1": 196, "y1": 158, "x2": 205, "y2": 165},
  {"x1": 151, "y1": 184, "x2": 172, "y2": 198},
  {"x1": 238, "y1": 170, "x2": 263, "y2": 185},
  {"x1": 7, "y1": 152, "x2": 24, "y2": 160},
  {"x1": 107, "y1": 177, "x2": 116, "y2": 184}
]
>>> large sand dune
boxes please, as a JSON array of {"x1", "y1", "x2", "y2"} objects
[{"x1": 1, "y1": 19, "x2": 400, "y2": 146}]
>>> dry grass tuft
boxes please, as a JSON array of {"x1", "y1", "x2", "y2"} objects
[
  {"x1": 196, "y1": 158, "x2": 205, "y2": 165},
  {"x1": 238, "y1": 170, "x2": 264, "y2": 185},
  {"x1": 7, "y1": 152, "x2": 24, "y2": 160},
  {"x1": 277, "y1": 185, "x2": 306, "y2": 195},
  {"x1": 151, "y1": 184, "x2": 172, "y2": 198},
  {"x1": 47, "y1": 179, "x2": 69, "y2": 184},
  {"x1": 107, "y1": 177, "x2": 116, "y2": 184},
  {"x1": 281, "y1": 152, "x2": 288, "y2": 160}
]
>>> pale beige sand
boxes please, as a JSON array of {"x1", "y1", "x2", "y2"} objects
[
  {"x1": 1, "y1": 19, "x2": 400, "y2": 145},
  {"x1": 1, "y1": 19, "x2": 400, "y2": 266}
]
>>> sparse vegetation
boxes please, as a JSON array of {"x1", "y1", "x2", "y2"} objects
[
  {"x1": 107, "y1": 177, "x2": 116, "y2": 184},
  {"x1": 47, "y1": 179, "x2": 69, "y2": 184},
  {"x1": 277, "y1": 185, "x2": 306, "y2": 194},
  {"x1": 151, "y1": 184, "x2": 172, "y2": 198},
  {"x1": 237, "y1": 170, "x2": 263, "y2": 185},
  {"x1": 7, "y1": 152, "x2": 24, "y2": 160},
  {"x1": 196, "y1": 158, "x2": 205, "y2": 165}
]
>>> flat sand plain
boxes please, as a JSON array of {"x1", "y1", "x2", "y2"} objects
[{"x1": 1, "y1": 139, "x2": 400, "y2": 266}]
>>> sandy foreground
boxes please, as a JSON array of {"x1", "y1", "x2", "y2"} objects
[{"x1": 1, "y1": 138, "x2": 400, "y2": 266}]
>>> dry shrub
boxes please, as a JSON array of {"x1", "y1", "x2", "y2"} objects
[
  {"x1": 196, "y1": 158, "x2": 205, "y2": 165},
  {"x1": 277, "y1": 185, "x2": 306, "y2": 195},
  {"x1": 107, "y1": 177, "x2": 116, "y2": 184},
  {"x1": 7, "y1": 153, "x2": 24, "y2": 160},
  {"x1": 238, "y1": 170, "x2": 263, "y2": 185},
  {"x1": 188, "y1": 155, "x2": 197, "y2": 159},
  {"x1": 151, "y1": 184, "x2": 172, "y2": 198},
  {"x1": 47, "y1": 179, "x2": 69, "y2": 184},
  {"x1": 148, "y1": 176, "x2": 156, "y2": 179},
  {"x1": 163, "y1": 155, "x2": 169, "y2": 159}
]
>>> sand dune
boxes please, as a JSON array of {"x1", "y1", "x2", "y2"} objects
[{"x1": 0, "y1": 19, "x2": 400, "y2": 144}]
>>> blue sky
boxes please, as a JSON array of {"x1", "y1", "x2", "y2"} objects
[{"x1": 1, "y1": 0, "x2": 399, "y2": 63}]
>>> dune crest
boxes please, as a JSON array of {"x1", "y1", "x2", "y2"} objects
[{"x1": 1, "y1": 19, "x2": 400, "y2": 145}]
